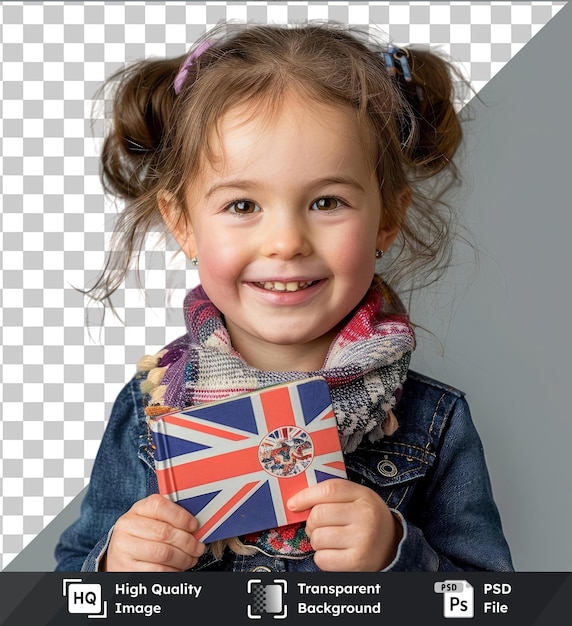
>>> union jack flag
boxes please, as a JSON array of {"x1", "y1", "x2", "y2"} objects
[{"x1": 148, "y1": 377, "x2": 347, "y2": 543}]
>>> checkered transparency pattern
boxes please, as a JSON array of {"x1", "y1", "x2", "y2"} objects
[{"x1": 0, "y1": 1, "x2": 565, "y2": 570}]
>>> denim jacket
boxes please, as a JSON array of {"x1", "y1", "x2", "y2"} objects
[{"x1": 54, "y1": 370, "x2": 514, "y2": 572}]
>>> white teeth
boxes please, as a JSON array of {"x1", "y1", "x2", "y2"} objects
[{"x1": 259, "y1": 281, "x2": 314, "y2": 292}]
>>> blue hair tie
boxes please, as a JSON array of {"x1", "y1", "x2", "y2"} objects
[{"x1": 385, "y1": 46, "x2": 413, "y2": 83}]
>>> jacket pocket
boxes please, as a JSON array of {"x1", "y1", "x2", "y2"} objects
[{"x1": 345, "y1": 442, "x2": 435, "y2": 510}]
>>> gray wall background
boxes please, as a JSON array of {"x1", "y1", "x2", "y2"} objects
[
  {"x1": 5, "y1": 2, "x2": 571, "y2": 572},
  {"x1": 410, "y1": 1, "x2": 571, "y2": 571}
]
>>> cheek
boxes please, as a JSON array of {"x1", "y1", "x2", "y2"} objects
[
  {"x1": 340, "y1": 247, "x2": 377, "y2": 283},
  {"x1": 197, "y1": 244, "x2": 241, "y2": 289},
  {"x1": 328, "y1": 223, "x2": 378, "y2": 273}
]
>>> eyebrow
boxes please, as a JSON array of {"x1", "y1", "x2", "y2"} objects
[
  {"x1": 205, "y1": 180, "x2": 259, "y2": 198},
  {"x1": 205, "y1": 176, "x2": 367, "y2": 198}
]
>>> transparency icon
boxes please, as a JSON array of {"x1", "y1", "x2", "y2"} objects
[{"x1": 247, "y1": 578, "x2": 288, "y2": 619}]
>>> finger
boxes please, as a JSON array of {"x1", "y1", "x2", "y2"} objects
[
  {"x1": 307, "y1": 525, "x2": 351, "y2": 552},
  {"x1": 135, "y1": 537, "x2": 202, "y2": 571},
  {"x1": 288, "y1": 478, "x2": 354, "y2": 511},
  {"x1": 109, "y1": 536, "x2": 200, "y2": 572},
  {"x1": 313, "y1": 548, "x2": 364, "y2": 573},
  {"x1": 126, "y1": 562, "x2": 184, "y2": 573},
  {"x1": 115, "y1": 500, "x2": 206, "y2": 559},
  {"x1": 126, "y1": 514, "x2": 206, "y2": 558},
  {"x1": 132, "y1": 494, "x2": 200, "y2": 533},
  {"x1": 304, "y1": 503, "x2": 351, "y2": 535}
]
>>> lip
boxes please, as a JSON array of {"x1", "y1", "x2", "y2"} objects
[
  {"x1": 252, "y1": 278, "x2": 319, "y2": 291},
  {"x1": 244, "y1": 278, "x2": 327, "y2": 305}
]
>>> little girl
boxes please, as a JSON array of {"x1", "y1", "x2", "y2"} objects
[{"x1": 55, "y1": 22, "x2": 513, "y2": 573}]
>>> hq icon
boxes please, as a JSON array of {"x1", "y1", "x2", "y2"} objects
[{"x1": 62, "y1": 579, "x2": 108, "y2": 619}]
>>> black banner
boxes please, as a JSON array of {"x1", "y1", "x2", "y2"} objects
[{"x1": 0, "y1": 572, "x2": 570, "y2": 625}]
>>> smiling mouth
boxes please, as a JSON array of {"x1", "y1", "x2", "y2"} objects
[{"x1": 254, "y1": 280, "x2": 320, "y2": 292}]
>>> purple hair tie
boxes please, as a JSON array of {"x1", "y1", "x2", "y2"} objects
[{"x1": 173, "y1": 39, "x2": 213, "y2": 95}]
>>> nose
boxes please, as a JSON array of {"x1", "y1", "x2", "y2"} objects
[{"x1": 260, "y1": 210, "x2": 312, "y2": 260}]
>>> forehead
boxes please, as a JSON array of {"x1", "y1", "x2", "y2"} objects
[{"x1": 205, "y1": 91, "x2": 376, "y2": 175}]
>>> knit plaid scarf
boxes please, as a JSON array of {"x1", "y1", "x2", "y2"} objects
[{"x1": 139, "y1": 283, "x2": 415, "y2": 454}]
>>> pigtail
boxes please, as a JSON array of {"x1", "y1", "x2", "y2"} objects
[
  {"x1": 395, "y1": 47, "x2": 464, "y2": 176},
  {"x1": 377, "y1": 45, "x2": 470, "y2": 297},
  {"x1": 81, "y1": 57, "x2": 184, "y2": 315},
  {"x1": 99, "y1": 56, "x2": 183, "y2": 199}
]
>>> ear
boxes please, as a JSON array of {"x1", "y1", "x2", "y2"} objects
[
  {"x1": 377, "y1": 186, "x2": 411, "y2": 252},
  {"x1": 158, "y1": 191, "x2": 198, "y2": 259}
]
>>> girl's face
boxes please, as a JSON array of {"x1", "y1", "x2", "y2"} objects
[{"x1": 166, "y1": 92, "x2": 400, "y2": 371}]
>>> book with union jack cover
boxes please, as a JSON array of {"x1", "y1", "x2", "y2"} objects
[{"x1": 148, "y1": 376, "x2": 347, "y2": 543}]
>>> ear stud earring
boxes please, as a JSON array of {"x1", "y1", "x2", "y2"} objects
[
  {"x1": 190, "y1": 257, "x2": 199, "y2": 267},
  {"x1": 375, "y1": 249, "x2": 384, "y2": 259}
]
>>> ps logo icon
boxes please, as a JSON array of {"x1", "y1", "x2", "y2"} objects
[
  {"x1": 434, "y1": 580, "x2": 474, "y2": 618},
  {"x1": 62, "y1": 579, "x2": 108, "y2": 619}
]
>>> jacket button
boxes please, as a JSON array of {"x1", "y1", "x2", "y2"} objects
[
  {"x1": 377, "y1": 458, "x2": 398, "y2": 477},
  {"x1": 251, "y1": 566, "x2": 272, "y2": 572}
]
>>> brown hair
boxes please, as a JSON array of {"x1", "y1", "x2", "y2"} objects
[{"x1": 88, "y1": 22, "x2": 466, "y2": 312}]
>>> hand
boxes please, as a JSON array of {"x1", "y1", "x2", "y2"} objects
[
  {"x1": 287, "y1": 479, "x2": 402, "y2": 572},
  {"x1": 103, "y1": 494, "x2": 206, "y2": 572}
]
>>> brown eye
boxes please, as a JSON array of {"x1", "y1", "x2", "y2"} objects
[
  {"x1": 311, "y1": 197, "x2": 342, "y2": 211},
  {"x1": 228, "y1": 200, "x2": 260, "y2": 214}
]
